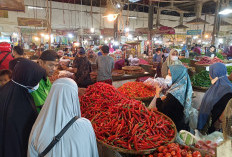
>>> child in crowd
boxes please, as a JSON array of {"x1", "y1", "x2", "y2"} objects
[{"x1": 0, "y1": 69, "x2": 12, "y2": 87}]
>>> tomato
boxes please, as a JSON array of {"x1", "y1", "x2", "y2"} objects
[
  {"x1": 195, "y1": 144, "x2": 201, "y2": 148},
  {"x1": 163, "y1": 148, "x2": 168, "y2": 153},
  {"x1": 157, "y1": 153, "x2": 164, "y2": 157},
  {"x1": 148, "y1": 155, "x2": 153, "y2": 157},
  {"x1": 181, "y1": 149, "x2": 188, "y2": 157},
  {"x1": 204, "y1": 155, "x2": 212, "y2": 157},
  {"x1": 186, "y1": 153, "x2": 193, "y2": 157},
  {"x1": 192, "y1": 151, "x2": 202, "y2": 157},
  {"x1": 205, "y1": 140, "x2": 212, "y2": 145},
  {"x1": 184, "y1": 146, "x2": 190, "y2": 150},
  {"x1": 158, "y1": 146, "x2": 165, "y2": 153},
  {"x1": 171, "y1": 151, "x2": 176, "y2": 156},
  {"x1": 165, "y1": 153, "x2": 172, "y2": 157}
]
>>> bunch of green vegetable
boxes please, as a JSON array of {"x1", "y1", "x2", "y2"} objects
[
  {"x1": 227, "y1": 66, "x2": 232, "y2": 75},
  {"x1": 216, "y1": 53, "x2": 224, "y2": 60},
  {"x1": 191, "y1": 70, "x2": 211, "y2": 87},
  {"x1": 180, "y1": 58, "x2": 190, "y2": 64}
]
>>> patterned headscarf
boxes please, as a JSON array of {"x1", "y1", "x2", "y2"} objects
[{"x1": 168, "y1": 65, "x2": 193, "y2": 124}]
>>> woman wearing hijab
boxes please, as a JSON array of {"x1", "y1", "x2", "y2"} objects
[
  {"x1": 0, "y1": 59, "x2": 46, "y2": 157},
  {"x1": 28, "y1": 78, "x2": 99, "y2": 157},
  {"x1": 151, "y1": 65, "x2": 193, "y2": 131},
  {"x1": 161, "y1": 49, "x2": 182, "y2": 78},
  {"x1": 197, "y1": 63, "x2": 232, "y2": 135}
]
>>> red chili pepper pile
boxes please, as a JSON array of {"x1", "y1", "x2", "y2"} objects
[
  {"x1": 91, "y1": 99, "x2": 176, "y2": 151},
  {"x1": 80, "y1": 82, "x2": 128, "y2": 120},
  {"x1": 118, "y1": 82, "x2": 156, "y2": 99},
  {"x1": 81, "y1": 83, "x2": 176, "y2": 151},
  {"x1": 196, "y1": 56, "x2": 223, "y2": 65}
]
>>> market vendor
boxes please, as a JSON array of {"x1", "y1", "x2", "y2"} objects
[
  {"x1": 161, "y1": 49, "x2": 182, "y2": 78},
  {"x1": 96, "y1": 45, "x2": 114, "y2": 85},
  {"x1": 33, "y1": 50, "x2": 59, "y2": 112},
  {"x1": 149, "y1": 65, "x2": 192, "y2": 131},
  {"x1": 87, "y1": 46, "x2": 97, "y2": 64},
  {"x1": 153, "y1": 48, "x2": 163, "y2": 77},
  {"x1": 197, "y1": 63, "x2": 232, "y2": 135},
  {"x1": 9, "y1": 46, "x2": 25, "y2": 71},
  {"x1": 114, "y1": 59, "x2": 129, "y2": 70},
  {"x1": 28, "y1": 78, "x2": 99, "y2": 157},
  {"x1": 205, "y1": 45, "x2": 216, "y2": 58}
]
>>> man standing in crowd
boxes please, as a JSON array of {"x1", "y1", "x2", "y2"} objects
[
  {"x1": 0, "y1": 42, "x2": 13, "y2": 70},
  {"x1": 32, "y1": 50, "x2": 59, "y2": 112},
  {"x1": 96, "y1": 45, "x2": 114, "y2": 85},
  {"x1": 9, "y1": 46, "x2": 25, "y2": 71},
  {"x1": 72, "y1": 47, "x2": 92, "y2": 88}
]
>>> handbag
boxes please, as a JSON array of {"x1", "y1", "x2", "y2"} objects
[{"x1": 38, "y1": 116, "x2": 78, "y2": 157}]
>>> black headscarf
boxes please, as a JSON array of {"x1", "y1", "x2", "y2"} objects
[{"x1": 0, "y1": 59, "x2": 46, "y2": 157}]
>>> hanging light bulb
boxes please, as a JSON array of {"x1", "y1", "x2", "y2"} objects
[
  {"x1": 68, "y1": 34, "x2": 73, "y2": 38},
  {"x1": 34, "y1": 37, "x2": 39, "y2": 41},
  {"x1": 104, "y1": 14, "x2": 118, "y2": 22},
  {"x1": 100, "y1": 35, "x2": 103, "y2": 39},
  {"x1": 90, "y1": 28, "x2": 95, "y2": 33},
  {"x1": 125, "y1": 27, "x2": 130, "y2": 32}
]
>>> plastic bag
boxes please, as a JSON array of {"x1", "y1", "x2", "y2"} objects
[
  {"x1": 189, "y1": 107, "x2": 199, "y2": 130},
  {"x1": 144, "y1": 78, "x2": 156, "y2": 88}
]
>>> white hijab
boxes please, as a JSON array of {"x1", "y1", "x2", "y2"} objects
[{"x1": 28, "y1": 78, "x2": 99, "y2": 157}]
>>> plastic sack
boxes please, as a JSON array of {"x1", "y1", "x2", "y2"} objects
[
  {"x1": 189, "y1": 107, "x2": 199, "y2": 131},
  {"x1": 59, "y1": 70, "x2": 74, "y2": 78},
  {"x1": 195, "y1": 130, "x2": 224, "y2": 145},
  {"x1": 59, "y1": 57, "x2": 71, "y2": 66}
]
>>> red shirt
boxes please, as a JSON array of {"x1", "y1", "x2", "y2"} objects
[{"x1": 0, "y1": 52, "x2": 14, "y2": 70}]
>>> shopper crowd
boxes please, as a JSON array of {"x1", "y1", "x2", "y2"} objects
[{"x1": 1, "y1": 41, "x2": 232, "y2": 157}]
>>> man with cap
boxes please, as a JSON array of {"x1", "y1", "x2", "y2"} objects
[
  {"x1": 31, "y1": 50, "x2": 59, "y2": 112},
  {"x1": 0, "y1": 42, "x2": 14, "y2": 70},
  {"x1": 64, "y1": 47, "x2": 92, "y2": 88}
]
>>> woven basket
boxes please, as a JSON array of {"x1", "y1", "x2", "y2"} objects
[
  {"x1": 133, "y1": 96, "x2": 154, "y2": 101},
  {"x1": 193, "y1": 86, "x2": 209, "y2": 91},
  {"x1": 195, "y1": 63, "x2": 212, "y2": 66},
  {"x1": 96, "y1": 111, "x2": 177, "y2": 155},
  {"x1": 112, "y1": 70, "x2": 125, "y2": 77}
]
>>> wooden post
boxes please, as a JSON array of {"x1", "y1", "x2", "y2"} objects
[
  {"x1": 148, "y1": 3, "x2": 154, "y2": 56},
  {"x1": 212, "y1": 0, "x2": 220, "y2": 45},
  {"x1": 114, "y1": 16, "x2": 119, "y2": 41},
  {"x1": 49, "y1": 0, "x2": 52, "y2": 49}
]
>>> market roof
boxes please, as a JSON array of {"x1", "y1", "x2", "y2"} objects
[{"x1": 51, "y1": 0, "x2": 221, "y2": 17}]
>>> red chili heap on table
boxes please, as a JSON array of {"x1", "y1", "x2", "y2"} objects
[
  {"x1": 196, "y1": 56, "x2": 223, "y2": 65},
  {"x1": 80, "y1": 83, "x2": 176, "y2": 151},
  {"x1": 118, "y1": 82, "x2": 156, "y2": 99}
]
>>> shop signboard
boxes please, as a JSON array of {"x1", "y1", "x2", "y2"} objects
[
  {"x1": 0, "y1": 0, "x2": 24, "y2": 12},
  {"x1": 100, "y1": 28, "x2": 114, "y2": 36},
  {"x1": 18, "y1": 17, "x2": 47, "y2": 27},
  {"x1": 0, "y1": 10, "x2": 8, "y2": 18},
  {"x1": 187, "y1": 30, "x2": 202, "y2": 35}
]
